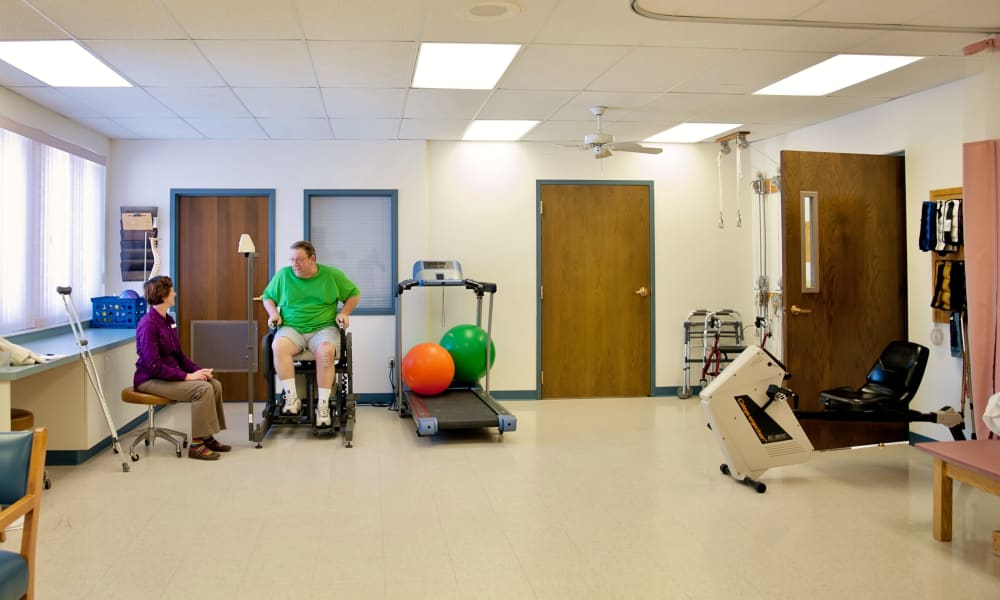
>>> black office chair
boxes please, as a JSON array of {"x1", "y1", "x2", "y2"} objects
[{"x1": 819, "y1": 341, "x2": 929, "y2": 412}]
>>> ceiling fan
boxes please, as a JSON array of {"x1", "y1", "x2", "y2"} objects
[{"x1": 568, "y1": 106, "x2": 663, "y2": 159}]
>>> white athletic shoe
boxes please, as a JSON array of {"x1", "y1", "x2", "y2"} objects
[
  {"x1": 316, "y1": 400, "x2": 332, "y2": 427},
  {"x1": 282, "y1": 394, "x2": 301, "y2": 415}
]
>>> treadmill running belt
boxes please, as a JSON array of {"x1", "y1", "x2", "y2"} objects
[{"x1": 408, "y1": 389, "x2": 500, "y2": 429}]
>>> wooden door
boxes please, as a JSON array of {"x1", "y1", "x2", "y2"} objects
[
  {"x1": 540, "y1": 182, "x2": 652, "y2": 398},
  {"x1": 175, "y1": 194, "x2": 271, "y2": 402},
  {"x1": 781, "y1": 151, "x2": 907, "y2": 449}
]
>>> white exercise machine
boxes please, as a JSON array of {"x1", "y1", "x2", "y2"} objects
[{"x1": 700, "y1": 345, "x2": 813, "y2": 493}]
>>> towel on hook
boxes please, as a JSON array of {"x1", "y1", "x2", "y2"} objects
[
  {"x1": 984, "y1": 392, "x2": 1000, "y2": 437},
  {"x1": 918, "y1": 201, "x2": 937, "y2": 251},
  {"x1": 931, "y1": 260, "x2": 966, "y2": 312}
]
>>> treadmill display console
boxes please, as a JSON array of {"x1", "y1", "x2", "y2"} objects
[{"x1": 412, "y1": 260, "x2": 464, "y2": 284}]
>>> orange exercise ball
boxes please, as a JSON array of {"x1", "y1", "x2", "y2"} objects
[{"x1": 402, "y1": 342, "x2": 455, "y2": 396}]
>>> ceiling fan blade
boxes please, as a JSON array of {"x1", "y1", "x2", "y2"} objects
[
  {"x1": 608, "y1": 141, "x2": 662, "y2": 154},
  {"x1": 558, "y1": 143, "x2": 588, "y2": 149}
]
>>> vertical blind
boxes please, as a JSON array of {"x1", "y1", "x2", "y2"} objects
[
  {"x1": 0, "y1": 126, "x2": 105, "y2": 334},
  {"x1": 308, "y1": 192, "x2": 395, "y2": 315}
]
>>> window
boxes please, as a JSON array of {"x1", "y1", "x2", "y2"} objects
[
  {"x1": 0, "y1": 123, "x2": 105, "y2": 334},
  {"x1": 305, "y1": 190, "x2": 397, "y2": 315}
]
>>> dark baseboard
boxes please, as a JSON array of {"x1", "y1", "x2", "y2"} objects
[{"x1": 45, "y1": 409, "x2": 151, "y2": 466}]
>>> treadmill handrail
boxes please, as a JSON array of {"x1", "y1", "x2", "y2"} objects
[{"x1": 397, "y1": 277, "x2": 498, "y2": 295}]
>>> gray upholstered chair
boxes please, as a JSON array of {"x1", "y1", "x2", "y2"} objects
[{"x1": 0, "y1": 427, "x2": 47, "y2": 600}]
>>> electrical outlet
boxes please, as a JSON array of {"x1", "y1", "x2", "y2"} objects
[{"x1": 387, "y1": 355, "x2": 395, "y2": 369}]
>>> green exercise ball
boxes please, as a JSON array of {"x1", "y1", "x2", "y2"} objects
[{"x1": 440, "y1": 324, "x2": 496, "y2": 383}]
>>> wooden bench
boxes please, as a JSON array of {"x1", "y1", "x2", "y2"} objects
[{"x1": 915, "y1": 440, "x2": 1000, "y2": 552}]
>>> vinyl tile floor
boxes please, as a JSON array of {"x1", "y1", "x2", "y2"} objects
[{"x1": 3, "y1": 397, "x2": 999, "y2": 599}]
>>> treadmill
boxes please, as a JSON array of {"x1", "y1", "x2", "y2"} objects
[{"x1": 395, "y1": 260, "x2": 517, "y2": 437}]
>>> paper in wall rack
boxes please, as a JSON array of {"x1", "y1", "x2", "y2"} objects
[{"x1": 120, "y1": 206, "x2": 158, "y2": 281}]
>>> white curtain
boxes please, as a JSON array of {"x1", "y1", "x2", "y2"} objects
[{"x1": 0, "y1": 127, "x2": 105, "y2": 334}]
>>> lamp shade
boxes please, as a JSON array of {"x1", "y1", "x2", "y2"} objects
[{"x1": 237, "y1": 233, "x2": 256, "y2": 254}]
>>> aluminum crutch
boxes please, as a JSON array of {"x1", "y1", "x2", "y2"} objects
[{"x1": 57, "y1": 286, "x2": 130, "y2": 472}]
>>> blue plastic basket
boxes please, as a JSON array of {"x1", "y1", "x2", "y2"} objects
[{"x1": 90, "y1": 296, "x2": 147, "y2": 328}]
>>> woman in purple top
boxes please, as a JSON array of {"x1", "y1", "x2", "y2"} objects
[{"x1": 134, "y1": 276, "x2": 229, "y2": 460}]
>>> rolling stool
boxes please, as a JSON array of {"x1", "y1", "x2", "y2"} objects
[
  {"x1": 119, "y1": 388, "x2": 189, "y2": 461},
  {"x1": 10, "y1": 408, "x2": 50, "y2": 490}
]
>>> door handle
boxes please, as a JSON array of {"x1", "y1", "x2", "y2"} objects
[
  {"x1": 635, "y1": 286, "x2": 650, "y2": 297},
  {"x1": 789, "y1": 305, "x2": 812, "y2": 316}
]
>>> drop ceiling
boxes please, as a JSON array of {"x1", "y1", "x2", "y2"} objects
[{"x1": 0, "y1": 0, "x2": 996, "y2": 143}]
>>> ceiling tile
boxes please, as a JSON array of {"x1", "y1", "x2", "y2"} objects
[
  {"x1": 332, "y1": 118, "x2": 401, "y2": 140},
  {"x1": 398, "y1": 118, "x2": 470, "y2": 140},
  {"x1": 56, "y1": 88, "x2": 175, "y2": 118},
  {"x1": 85, "y1": 40, "x2": 225, "y2": 87},
  {"x1": 690, "y1": 94, "x2": 883, "y2": 126},
  {"x1": 75, "y1": 117, "x2": 141, "y2": 138},
  {"x1": 233, "y1": 87, "x2": 326, "y2": 118},
  {"x1": 28, "y1": 0, "x2": 185, "y2": 39},
  {"x1": 421, "y1": 0, "x2": 558, "y2": 43},
  {"x1": 185, "y1": 118, "x2": 268, "y2": 139},
  {"x1": 845, "y1": 30, "x2": 986, "y2": 56},
  {"x1": 521, "y1": 119, "x2": 597, "y2": 143},
  {"x1": 477, "y1": 89, "x2": 576, "y2": 120},
  {"x1": 670, "y1": 50, "x2": 832, "y2": 95},
  {"x1": 623, "y1": 92, "x2": 729, "y2": 122},
  {"x1": 587, "y1": 47, "x2": 737, "y2": 93},
  {"x1": 146, "y1": 87, "x2": 249, "y2": 118},
  {"x1": 197, "y1": 40, "x2": 315, "y2": 87},
  {"x1": 257, "y1": 117, "x2": 333, "y2": 139},
  {"x1": 832, "y1": 55, "x2": 967, "y2": 98},
  {"x1": 0, "y1": 0, "x2": 69, "y2": 39},
  {"x1": 403, "y1": 89, "x2": 491, "y2": 119},
  {"x1": 321, "y1": 88, "x2": 406, "y2": 119},
  {"x1": 533, "y1": 0, "x2": 675, "y2": 44},
  {"x1": 11, "y1": 86, "x2": 103, "y2": 118},
  {"x1": 309, "y1": 41, "x2": 417, "y2": 88},
  {"x1": 296, "y1": 0, "x2": 425, "y2": 41},
  {"x1": 162, "y1": 0, "x2": 302, "y2": 39},
  {"x1": 548, "y1": 92, "x2": 663, "y2": 121},
  {"x1": 111, "y1": 117, "x2": 203, "y2": 138},
  {"x1": 499, "y1": 44, "x2": 632, "y2": 91}
]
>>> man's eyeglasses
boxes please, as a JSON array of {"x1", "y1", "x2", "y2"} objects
[{"x1": 289, "y1": 257, "x2": 309, "y2": 264}]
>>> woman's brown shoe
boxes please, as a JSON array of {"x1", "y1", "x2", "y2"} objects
[
  {"x1": 188, "y1": 444, "x2": 220, "y2": 460},
  {"x1": 204, "y1": 437, "x2": 232, "y2": 452}
]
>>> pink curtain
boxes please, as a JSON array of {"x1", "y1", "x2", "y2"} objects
[{"x1": 962, "y1": 139, "x2": 1000, "y2": 438}]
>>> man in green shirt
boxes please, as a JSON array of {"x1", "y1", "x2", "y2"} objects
[{"x1": 262, "y1": 241, "x2": 360, "y2": 427}]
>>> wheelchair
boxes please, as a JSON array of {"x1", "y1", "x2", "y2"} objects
[{"x1": 258, "y1": 326, "x2": 356, "y2": 447}]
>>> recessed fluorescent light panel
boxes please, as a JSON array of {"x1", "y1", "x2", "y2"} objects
[
  {"x1": 0, "y1": 40, "x2": 131, "y2": 87},
  {"x1": 463, "y1": 119, "x2": 539, "y2": 141},
  {"x1": 412, "y1": 42, "x2": 520, "y2": 89},
  {"x1": 646, "y1": 123, "x2": 742, "y2": 144},
  {"x1": 754, "y1": 54, "x2": 922, "y2": 96}
]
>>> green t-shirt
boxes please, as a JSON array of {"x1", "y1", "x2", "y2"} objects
[{"x1": 262, "y1": 264, "x2": 360, "y2": 333}]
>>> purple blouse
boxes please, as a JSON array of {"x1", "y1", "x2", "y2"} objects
[{"x1": 133, "y1": 308, "x2": 200, "y2": 388}]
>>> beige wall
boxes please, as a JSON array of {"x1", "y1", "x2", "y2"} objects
[{"x1": 4, "y1": 74, "x2": 984, "y2": 441}]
